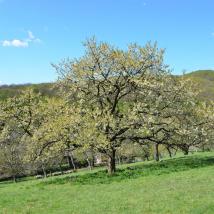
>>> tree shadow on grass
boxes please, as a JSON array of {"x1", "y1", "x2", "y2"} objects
[{"x1": 38, "y1": 154, "x2": 214, "y2": 186}]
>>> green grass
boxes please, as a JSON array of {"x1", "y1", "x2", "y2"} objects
[{"x1": 0, "y1": 152, "x2": 214, "y2": 214}]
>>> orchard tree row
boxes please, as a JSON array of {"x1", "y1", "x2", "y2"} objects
[{"x1": 0, "y1": 39, "x2": 213, "y2": 181}]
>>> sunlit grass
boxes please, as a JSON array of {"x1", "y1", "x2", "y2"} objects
[{"x1": 0, "y1": 152, "x2": 214, "y2": 214}]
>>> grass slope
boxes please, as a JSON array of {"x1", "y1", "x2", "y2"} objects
[{"x1": 0, "y1": 152, "x2": 214, "y2": 214}]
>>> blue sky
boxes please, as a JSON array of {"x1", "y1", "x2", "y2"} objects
[{"x1": 0, "y1": 0, "x2": 214, "y2": 84}]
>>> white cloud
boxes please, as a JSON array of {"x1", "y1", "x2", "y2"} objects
[
  {"x1": 1, "y1": 30, "x2": 41, "y2": 48},
  {"x1": 2, "y1": 39, "x2": 28, "y2": 47}
]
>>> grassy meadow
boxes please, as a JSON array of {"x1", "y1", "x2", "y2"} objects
[{"x1": 0, "y1": 152, "x2": 214, "y2": 214}]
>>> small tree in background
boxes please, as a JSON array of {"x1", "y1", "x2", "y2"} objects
[{"x1": 0, "y1": 90, "x2": 44, "y2": 181}]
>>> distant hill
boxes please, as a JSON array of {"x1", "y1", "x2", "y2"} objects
[
  {"x1": 185, "y1": 70, "x2": 214, "y2": 101},
  {"x1": 0, "y1": 70, "x2": 214, "y2": 101},
  {"x1": 0, "y1": 83, "x2": 56, "y2": 100}
]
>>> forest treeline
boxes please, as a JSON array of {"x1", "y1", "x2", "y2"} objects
[
  {"x1": 1, "y1": 70, "x2": 214, "y2": 101},
  {"x1": 0, "y1": 39, "x2": 214, "y2": 181}
]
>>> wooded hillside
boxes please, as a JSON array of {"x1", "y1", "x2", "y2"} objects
[{"x1": 1, "y1": 70, "x2": 213, "y2": 101}]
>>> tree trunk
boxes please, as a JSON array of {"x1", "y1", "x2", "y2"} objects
[
  {"x1": 166, "y1": 146, "x2": 172, "y2": 158},
  {"x1": 69, "y1": 152, "x2": 76, "y2": 172},
  {"x1": 91, "y1": 150, "x2": 95, "y2": 168},
  {"x1": 85, "y1": 151, "x2": 95, "y2": 170},
  {"x1": 42, "y1": 165, "x2": 47, "y2": 178},
  {"x1": 86, "y1": 158, "x2": 92, "y2": 170},
  {"x1": 67, "y1": 156, "x2": 73, "y2": 169},
  {"x1": 67, "y1": 152, "x2": 76, "y2": 171},
  {"x1": 154, "y1": 143, "x2": 160, "y2": 161},
  {"x1": 85, "y1": 152, "x2": 92, "y2": 170},
  {"x1": 182, "y1": 145, "x2": 189, "y2": 155},
  {"x1": 183, "y1": 149, "x2": 189, "y2": 155},
  {"x1": 145, "y1": 155, "x2": 149, "y2": 161},
  {"x1": 107, "y1": 149, "x2": 116, "y2": 175},
  {"x1": 12, "y1": 174, "x2": 17, "y2": 183}
]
